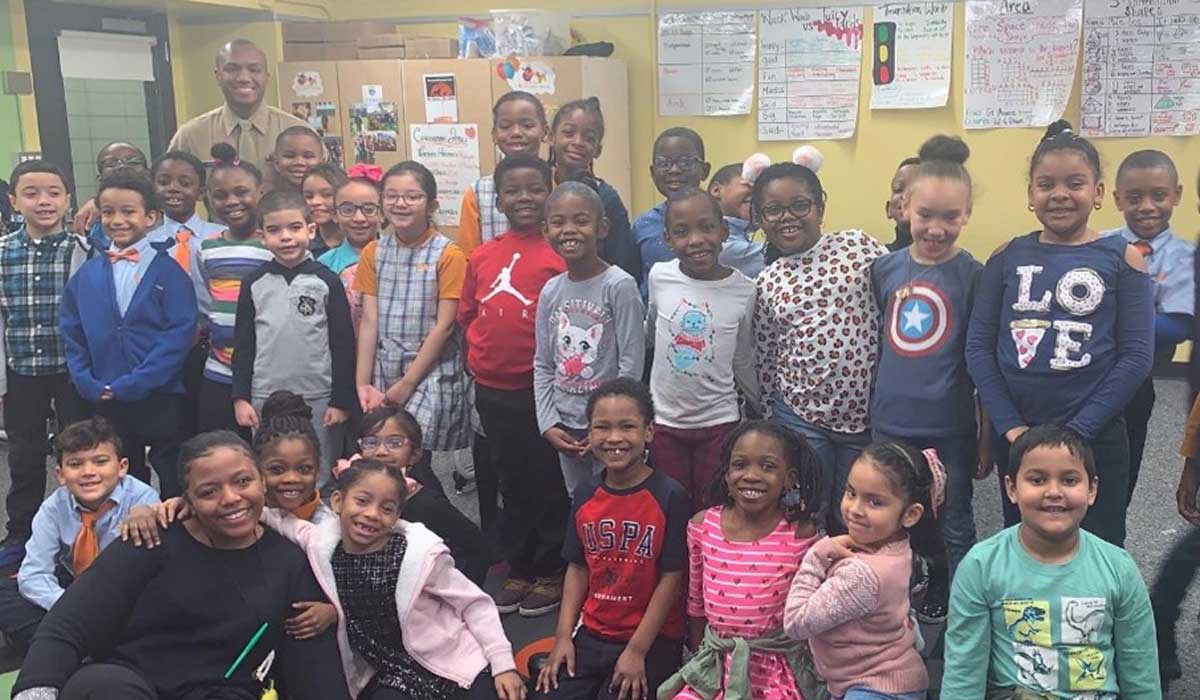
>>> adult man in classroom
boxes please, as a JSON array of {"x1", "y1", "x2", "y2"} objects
[{"x1": 168, "y1": 38, "x2": 308, "y2": 173}]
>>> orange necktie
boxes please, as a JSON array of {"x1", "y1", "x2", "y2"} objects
[
  {"x1": 1132, "y1": 240, "x2": 1153, "y2": 260},
  {"x1": 73, "y1": 500, "x2": 116, "y2": 576},
  {"x1": 105, "y1": 248, "x2": 140, "y2": 264},
  {"x1": 173, "y1": 227, "x2": 193, "y2": 271}
]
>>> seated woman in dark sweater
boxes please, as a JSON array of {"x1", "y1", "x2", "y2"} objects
[{"x1": 12, "y1": 431, "x2": 352, "y2": 700}]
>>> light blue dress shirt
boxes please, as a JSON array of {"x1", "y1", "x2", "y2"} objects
[
  {"x1": 1105, "y1": 225, "x2": 1195, "y2": 316},
  {"x1": 16, "y1": 475, "x2": 159, "y2": 610},
  {"x1": 719, "y1": 216, "x2": 765, "y2": 279},
  {"x1": 632, "y1": 203, "x2": 674, "y2": 292},
  {"x1": 109, "y1": 236, "x2": 157, "y2": 317},
  {"x1": 148, "y1": 213, "x2": 223, "y2": 319}
]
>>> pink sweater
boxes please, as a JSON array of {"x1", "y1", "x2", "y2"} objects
[{"x1": 782, "y1": 536, "x2": 927, "y2": 698}]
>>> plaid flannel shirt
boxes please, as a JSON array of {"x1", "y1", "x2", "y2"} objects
[{"x1": 0, "y1": 229, "x2": 82, "y2": 375}]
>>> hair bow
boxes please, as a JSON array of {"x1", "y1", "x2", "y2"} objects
[
  {"x1": 741, "y1": 145, "x2": 825, "y2": 186},
  {"x1": 347, "y1": 163, "x2": 383, "y2": 182},
  {"x1": 331, "y1": 453, "x2": 363, "y2": 479}
]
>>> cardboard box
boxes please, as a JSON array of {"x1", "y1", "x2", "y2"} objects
[
  {"x1": 358, "y1": 33, "x2": 407, "y2": 50},
  {"x1": 284, "y1": 41, "x2": 360, "y2": 62},
  {"x1": 284, "y1": 20, "x2": 397, "y2": 44},
  {"x1": 404, "y1": 37, "x2": 459, "y2": 59},
  {"x1": 358, "y1": 47, "x2": 407, "y2": 60}
]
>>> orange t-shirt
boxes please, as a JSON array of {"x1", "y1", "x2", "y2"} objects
[{"x1": 456, "y1": 188, "x2": 484, "y2": 257}]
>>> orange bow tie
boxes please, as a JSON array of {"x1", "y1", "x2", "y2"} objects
[
  {"x1": 105, "y1": 248, "x2": 140, "y2": 264},
  {"x1": 1132, "y1": 240, "x2": 1153, "y2": 259},
  {"x1": 173, "y1": 227, "x2": 192, "y2": 271}
]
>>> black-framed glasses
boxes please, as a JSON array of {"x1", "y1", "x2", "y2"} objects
[
  {"x1": 760, "y1": 199, "x2": 814, "y2": 222},
  {"x1": 99, "y1": 157, "x2": 147, "y2": 171},
  {"x1": 382, "y1": 192, "x2": 428, "y2": 206},
  {"x1": 652, "y1": 155, "x2": 704, "y2": 172},
  {"x1": 357, "y1": 436, "x2": 411, "y2": 452},
  {"x1": 336, "y1": 202, "x2": 381, "y2": 218}
]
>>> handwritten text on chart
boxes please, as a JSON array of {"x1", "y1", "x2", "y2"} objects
[
  {"x1": 758, "y1": 6, "x2": 864, "y2": 141},
  {"x1": 870, "y1": 3, "x2": 954, "y2": 110},
  {"x1": 1081, "y1": 0, "x2": 1200, "y2": 137},
  {"x1": 658, "y1": 11, "x2": 756, "y2": 116},
  {"x1": 963, "y1": 0, "x2": 1082, "y2": 129}
]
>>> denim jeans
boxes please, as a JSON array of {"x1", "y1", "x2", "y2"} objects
[
  {"x1": 839, "y1": 687, "x2": 926, "y2": 700},
  {"x1": 769, "y1": 395, "x2": 869, "y2": 530},
  {"x1": 873, "y1": 430, "x2": 978, "y2": 578}
]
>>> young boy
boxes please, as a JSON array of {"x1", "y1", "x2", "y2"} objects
[
  {"x1": 76, "y1": 141, "x2": 150, "y2": 250},
  {"x1": 535, "y1": 181, "x2": 644, "y2": 497},
  {"x1": 647, "y1": 188, "x2": 758, "y2": 514},
  {"x1": 59, "y1": 168, "x2": 196, "y2": 498},
  {"x1": 1154, "y1": 402, "x2": 1200, "y2": 689},
  {"x1": 0, "y1": 160, "x2": 92, "y2": 567},
  {"x1": 632, "y1": 128, "x2": 710, "y2": 290},
  {"x1": 1103, "y1": 150, "x2": 1194, "y2": 503},
  {"x1": 0, "y1": 417, "x2": 158, "y2": 651},
  {"x1": 944, "y1": 425, "x2": 1160, "y2": 700},
  {"x1": 707, "y1": 163, "x2": 764, "y2": 279},
  {"x1": 232, "y1": 189, "x2": 354, "y2": 485},
  {"x1": 150, "y1": 150, "x2": 223, "y2": 438},
  {"x1": 535, "y1": 379, "x2": 687, "y2": 700},
  {"x1": 885, "y1": 156, "x2": 920, "y2": 251},
  {"x1": 458, "y1": 154, "x2": 568, "y2": 617}
]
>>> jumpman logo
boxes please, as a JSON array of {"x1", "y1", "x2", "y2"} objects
[{"x1": 481, "y1": 252, "x2": 533, "y2": 306}]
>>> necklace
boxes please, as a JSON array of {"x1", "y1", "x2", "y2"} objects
[{"x1": 895, "y1": 251, "x2": 934, "y2": 300}]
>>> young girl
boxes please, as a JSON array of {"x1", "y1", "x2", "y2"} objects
[
  {"x1": 355, "y1": 161, "x2": 472, "y2": 474},
  {"x1": 345, "y1": 404, "x2": 492, "y2": 585},
  {"x1": 321, "y1": 176, "x2": 382, "y2": 334},
  {"x1": 633, "y1": 127, "x2": 710, "y2": 286},
  {"x1": 263, "y1": 458, "x2": 526, "y2": 700},
  {"x1": 647, "y1": 187, "x2": 758, "y2": 514},
  {"x1": 268, "y1": 125, "x2": 323, "y2": 193},
  {"x1": 965, "y1": 119, "x2": 1154, "y2": 547},
  {"x1": 870, "y1": 135, "x2": 986, "y2": 586},
  {"x1": 784, "y1": 442, "x2": 941, "y2": 700},
  {"x1": 303, "y1": 163, "x2": 350, "y2": 258},
  {"x1": 537, "y1": 379, "x2": 688, "y2": 700},
  {"x1": 458, "y1": 91, "x2": 549, "y2": 255},
  {"x1": 254, "y1": 390, "x2": 336, "y2": 523},
  {"x1": 752, "y1": 147, "x2": 887, "y2": 530},
  {"x1": 885, "y1": 156, "x2": 921, "y2": 251},
  {"x1": 548, "y1": 97, "x2": 641, "y2": 287},
  {"x1": 197, "y1": 144, "x2": 273, "y2": 435},
  {"x1": 535, "y1": 181, "x2": 644, "y2": 496},
  {"x1": 660, "y1": 421, "x2": 824, "y2": 700}
]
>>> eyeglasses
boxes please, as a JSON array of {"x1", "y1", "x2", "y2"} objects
[
  {"x1": 652, "y1": 156, "x2": 704, "y2": 172},
  {"x1": 382, "y1": 192, "x2": 428, "y2": 206},
  {"x1": 99, "y1": 157, "x2": 147, "y2": 171},
  {"x1": 336, "y1": 202, "x2": 381, "y2": 218},
  {"x1": 760, "y1": 199, "x2": 815, "y2": 222},
  {"x1": 357, "y1": 436, "x2": 411, "y2": 452}
]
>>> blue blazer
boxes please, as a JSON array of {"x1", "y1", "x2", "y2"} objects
[{"x1": 58, "y1": 253, "x2": 196, "y2": 402}]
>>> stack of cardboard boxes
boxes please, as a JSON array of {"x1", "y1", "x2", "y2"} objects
[{"x1": 283, "y1": 21, "x2": 458, "y2": 61}]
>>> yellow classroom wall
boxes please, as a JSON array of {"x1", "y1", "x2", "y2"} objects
[{"x1": 161, "y1": 0, "x2": 1200, "y2": 261}]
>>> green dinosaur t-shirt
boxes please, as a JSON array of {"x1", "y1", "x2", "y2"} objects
[{"x1": 944, "y1": 526, "x2": 1160, "y2": 700}]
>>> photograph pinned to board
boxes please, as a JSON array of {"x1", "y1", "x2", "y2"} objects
[
  {"x1": 291, "y1": 100, "x2": 337, "y2": 136},
  {"x1": 291, "y1": 70, "x2": 324, "y2": 98},
  {"x1": 324, "y1": 136, "x2": 344, "y2": 165},
  {"x1": 424, "y1": 74, "x2": 459, "y2": 123},
  {"x1": 963, "y1": 0, "x2": 1082, "y2": 129},
  {"x1": 869, "y1": 2, "x2": 952, "y2": 110},
  {"x1": 409, "y1": 123, "x2": 481, "y2": 228},
  {"x1": 496, "y1": 56, "x2": 556, "y2": 94},
  {"x1": 657, "y1": 10, "x2": 757, "y2": 116},
  {"x1": 350, "y1": 102, "x2": 399, "y2": 165},
  {"x1": 758, "y1": 6, "x2": 865, "y2": 141}
]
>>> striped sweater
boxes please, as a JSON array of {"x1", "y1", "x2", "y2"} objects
[{"x1": 199, "y1": 235, "x2": 273, "y2": 383}]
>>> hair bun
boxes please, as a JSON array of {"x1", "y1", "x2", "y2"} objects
[
  {"x1": 741, "y1": 153, "x2": 772, "y2": 185},
  {"x1": 792, "y1": 145, "x2": 824, "y2": 173},
  {"x1": 260, "y1": 390, "x2": 313, "y2": 424},
  {"x1": 210, "y1": 142, "x2": 238, "y2": 164},
  {"x1": 1041, "y1": 119, "x2": 1075, "y2": 142},
  {"x1": 917, "y1": 134, "x2": 969, "y2": 165}
]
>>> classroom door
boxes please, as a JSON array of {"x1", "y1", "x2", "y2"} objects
[{"x1": 25, "y1": 2, "x2": 176, "y2": 211}]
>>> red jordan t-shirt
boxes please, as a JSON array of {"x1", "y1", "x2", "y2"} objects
[{"x1": 562, "y1": 469, "x2": 689, "y2": 641}]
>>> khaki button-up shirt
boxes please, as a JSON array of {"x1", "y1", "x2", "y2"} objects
[{"x1": 168, "y1": 103, "x2": 307, "y2": 175}]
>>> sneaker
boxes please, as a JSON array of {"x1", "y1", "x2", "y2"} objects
[
  {"x1": 519, "y1": 576, "x2": 563, "y2": 617},
  {"x1": 493, "y1": 578, "x2": 533, "y2": 615},
  {"x1": 0, "y1": 536, "x2": 26, "y2": 568},
  {"x1": 452, "y1": 470, "x2": 476, "y2": 496}
]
